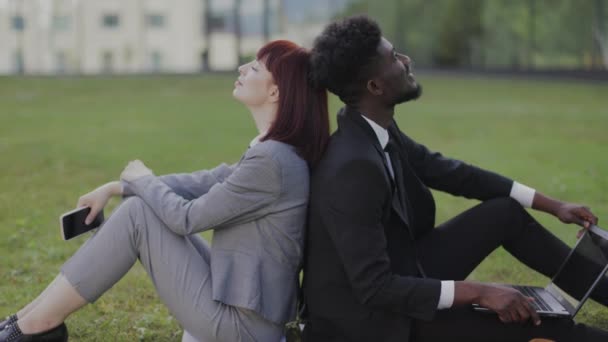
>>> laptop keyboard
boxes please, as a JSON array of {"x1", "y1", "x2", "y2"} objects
[{"x1": 513, "y1": 286, "x2": 552, "y2": 312}]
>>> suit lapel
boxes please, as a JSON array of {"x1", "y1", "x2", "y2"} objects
[{"x1": 339, "y1": 107, "x2": 412, "y2": 229}]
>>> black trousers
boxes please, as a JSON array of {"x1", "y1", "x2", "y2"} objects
[{"x1": 412, "y1": 197, "x2": 608, "y2": 342}]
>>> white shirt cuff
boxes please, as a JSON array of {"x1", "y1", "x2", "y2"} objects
[
  {"x1": 509, "y1": 182, "x2": 536, "y2": 208},
  {"x1": 437, "y1": 280, "x2": 455, "y2": 309}
]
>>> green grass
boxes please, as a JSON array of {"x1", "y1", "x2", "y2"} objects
[{"x1": 0, "y1": 74, "x2": 607, "y2": 340}]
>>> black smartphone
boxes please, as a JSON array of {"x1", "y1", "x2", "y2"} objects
[{"x1": 60, "y1": 207, "x2": 104, "y2": 240}]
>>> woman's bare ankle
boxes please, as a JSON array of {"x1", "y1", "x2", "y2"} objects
[
  {"x1": 17, "y1": 300, "x2": 39, "y2": 319},
  {"x1": 17, "y1": 314, "x2": 63, "y2": 335},
  {"x1": 16, "y1": 309, "x2": 26, "y2": 319}
]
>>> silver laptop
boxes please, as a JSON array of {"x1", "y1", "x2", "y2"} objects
[{"x1": 474, "y1": 224, "x2": 608, "y2": 318}]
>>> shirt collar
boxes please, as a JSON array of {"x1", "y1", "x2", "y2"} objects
[
  {"x1": 361, "y1": 114, "x2": 389, "y2": 149},
  {"x1": 249, "y1": 132, "x2": 266, "y2": 147}
]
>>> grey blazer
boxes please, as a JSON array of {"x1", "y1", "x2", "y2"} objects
[{"x1": 122, "y1": 140, "x2": 309, "y2": 324}]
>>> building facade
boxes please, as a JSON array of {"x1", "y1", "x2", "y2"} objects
[{"x1": 0, "y1": 0, "x2": 315, "y2": 75}]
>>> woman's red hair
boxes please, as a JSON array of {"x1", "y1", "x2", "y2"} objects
[{"x1": 257, "y1": 40, "x2": 330, "y2": 168}]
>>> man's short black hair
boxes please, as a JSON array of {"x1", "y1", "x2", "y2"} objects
[{"x1": 309, "y1": 16, "x2": 382, "y2": 105}]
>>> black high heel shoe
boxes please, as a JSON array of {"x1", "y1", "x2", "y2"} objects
[
  {"x1": 0, "y1": 322, "x2": 68, "y2": 342},
  {"x1": 0, "y1": 316, "x2": 17, "y2": 331}
]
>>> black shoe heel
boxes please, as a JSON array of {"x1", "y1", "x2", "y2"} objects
[{"x1": 0, "y1": 322, "x2": 68, "y2": 342}]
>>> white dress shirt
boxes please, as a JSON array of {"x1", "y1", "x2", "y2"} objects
[{"x1": 360, "y1": 115, "x2": 535, "y2": 310}]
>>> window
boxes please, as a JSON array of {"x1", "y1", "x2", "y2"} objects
[
  {"x1": 102, "y1": 14, "x2": 119, "y2": 28},
  {"x1": 202, "y1": 14, "x2": 225, "y2": 33},
  {"x1": 209, "y1": 15, "x2": 225, "y2": 31},
  {"x1": 12, "y1": 16, "x2": 25, "y2": 31},
  {"x1": 53, "y1": 15, "x2": 71, "y2": 31},
  {"x1": 147, "y1": 14, "x2": 165, "y2": 28},
  {"x1": 150, "y1": 51, "x2": 162, "y2": 72}
]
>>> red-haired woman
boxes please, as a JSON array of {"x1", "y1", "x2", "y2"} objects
[{"x1": 0, "y1": 40, "x2": 329, "y2": 342}]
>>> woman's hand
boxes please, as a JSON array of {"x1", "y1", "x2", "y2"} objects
[
  {"x1": 120, "y1": 160, "x2": 154, "y2": 182},
  {"x1": 77, "y1": 184, "x2": 114, "y2": 225}
]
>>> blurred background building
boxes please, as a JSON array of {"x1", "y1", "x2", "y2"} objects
[
  {"x1": 0, "y1": 0, "x2": 347, "y2": 74},
  {"x1": 0, "y1": 0, "x2": 606, "y2": 75}
]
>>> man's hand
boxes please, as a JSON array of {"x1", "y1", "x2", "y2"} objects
[
  {"x1": 120, "y1": 160, "x2": 154, "y2": 182},
  {"x1": 476, "y1": 284, "x2": 541, "y2": 326},
  {"x1": 454, "y1": 281, "x2": 541, "y2": 325},
  {"x1": 531, "y1": 192, "x2": 599, "y2": 237},
  {"x1": 555, "y1": 202, "x2": 598, "y2": 229}
]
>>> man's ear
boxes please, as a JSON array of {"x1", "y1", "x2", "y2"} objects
[
  {"x1": 366, "y1": 79, "x2": 383, "y2": 96},
  {"x1": 268, "y1": 84, "x2": 279, "y2": 103}
]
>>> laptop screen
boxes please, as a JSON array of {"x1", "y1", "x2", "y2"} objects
[{"x1": 549, "y1": 225, "x2": 608, "y2": 311}]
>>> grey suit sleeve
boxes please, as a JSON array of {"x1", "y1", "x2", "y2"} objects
[
  {"x1": 122, "y1": 147, "x2": 281, "y2": 235},
  {"x1": 121, "y1": 163, "x2": 235, "y2": 199}
]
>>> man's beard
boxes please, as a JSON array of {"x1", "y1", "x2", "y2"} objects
[{"x1": 395, "y1": 83, "x2": 423, "y2": 105}]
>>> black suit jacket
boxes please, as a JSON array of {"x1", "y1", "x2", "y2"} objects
[{"x1": 303, "y1": 107, "x2": 513, "y2": 342}]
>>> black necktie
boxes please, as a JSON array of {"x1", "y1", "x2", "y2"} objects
[
  {"x1": 384, "y1": 139, "x2": 409, "y2": 216},
  {"x1": 385, "y1": 137, "x2": 427, "y2": 278}
]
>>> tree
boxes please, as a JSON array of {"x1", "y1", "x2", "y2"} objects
[
  {"x1": 338, "y1": 0, "x2": 602, "y2": 70},
  {"x1": 340, "y1": 0, "x2": 443, "y2": 66},
  {"x1": 432, "y1": 0, "x2": 484, "y2": 67},
  {"x1": 482, "y1": 0, "x2": 540, "y2": 69},
  {"x1": 393, "y1": 0, "x2": 405, "y2": 52},
  {"x1": 594, "y1": 0, "x2": 608, "y2": 69},
  {"x1": 527, "y1": 0, "x2": 536, "y2": 69}
]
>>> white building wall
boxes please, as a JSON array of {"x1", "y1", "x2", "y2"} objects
[
  {"x1": 48, "y1": 0, "x2": 79, "y2": 74},
  {"x1": 0, "y1": 0, "x2": 326, "y2": 75},
  {"x1": 0, "y1": 0, "x2": 82, "y2": 74},
  {"x1": 0, "y1": 1, "x2": 15, "y2": 74},
  {"x1": 0, "y1": 0, "x2": 41, "y2": 74},
  {"x1": 78, "y1": 0, "x2": 140, "y2": 74},
  {"x1": 143, "y1": 0, "x2": 205, "y2": 73},
  {"x1": 209, "y1": 32, "x2": 238, "y2": 71},
  {"x1": 18, "y1": 1, "x2": 42, "y2": 73}
]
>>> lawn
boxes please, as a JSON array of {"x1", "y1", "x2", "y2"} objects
[{"x1": 0, "y1": 73, "x2": 607, "y2": 340}]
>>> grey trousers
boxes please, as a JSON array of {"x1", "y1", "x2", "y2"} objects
[{"x1": 61, "y1": 197, "x2": 284, "y2": 342}]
